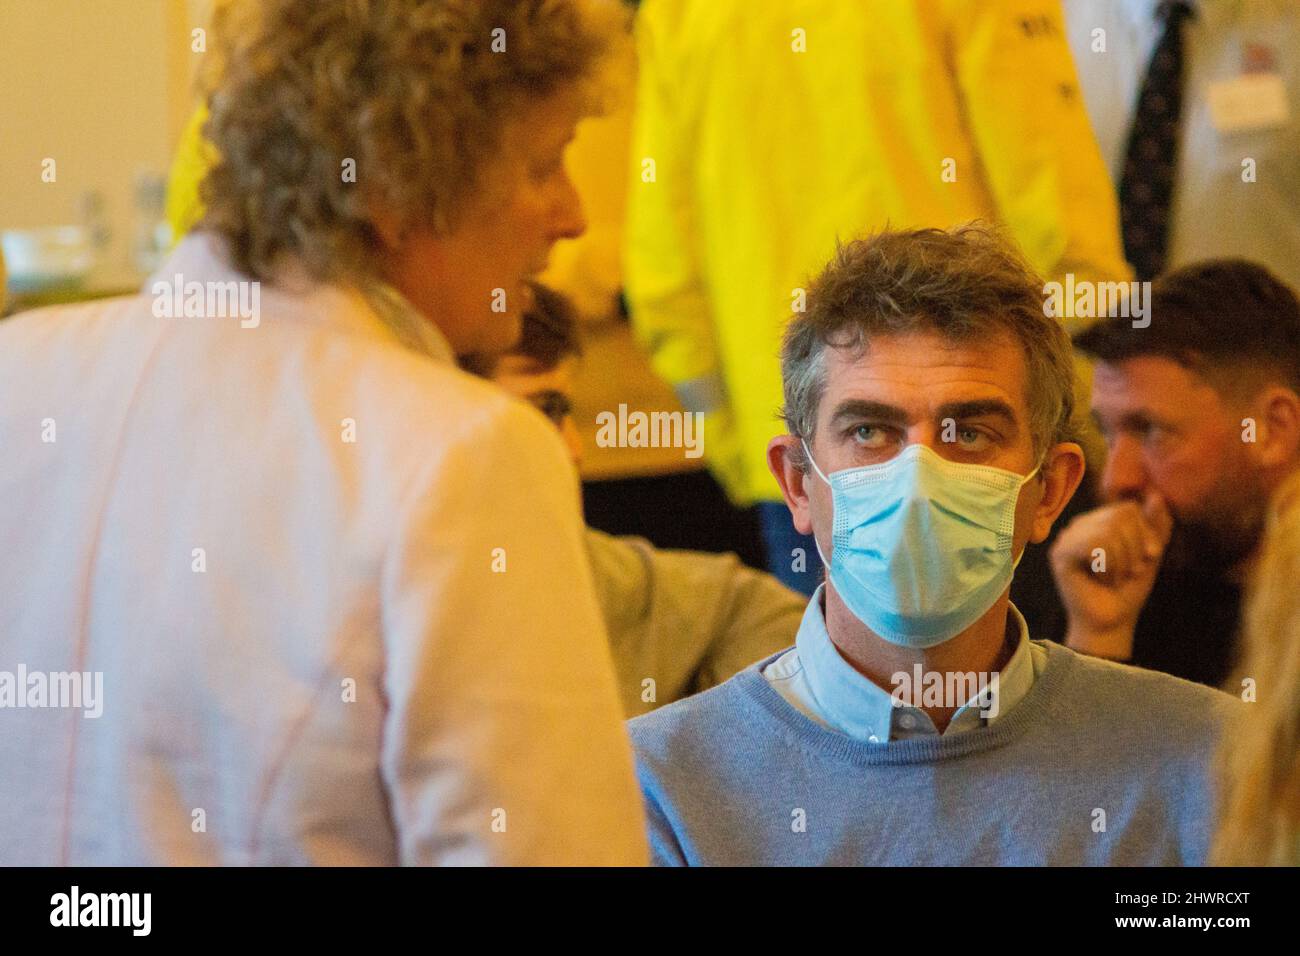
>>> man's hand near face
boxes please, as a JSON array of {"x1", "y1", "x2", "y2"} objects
[{"x1": 1049, "y1": 490, "x2": 1174, "y2": 661}]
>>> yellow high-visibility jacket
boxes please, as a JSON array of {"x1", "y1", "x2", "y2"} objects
[
  {"x1": 165, "y1": 106, "x2": 215, "y2": 242},
  {"x1": 625, "y1": 0, "x2": 1130, "y2": 506},
  {"x1": 535, "y1": 34, "x2": 707, "y2": 481}
]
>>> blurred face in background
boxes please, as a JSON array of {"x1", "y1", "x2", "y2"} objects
[
  {"x1": 490, "y1": 354, "x2": 584, "y2": 467},
  {"x1": 381, "y1": 91, "x2": 589, "y2": 356},
  {"x1": 1091, "y1": 356, "x2": 1271, "y2": 569}
]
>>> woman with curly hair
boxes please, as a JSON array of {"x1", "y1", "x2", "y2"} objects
[
  {"x1": 199, "y1": 0, "x2": 610, "y2": 356},
  {"x1": 0, "y1": 0, "x2": 647, "y2": 865}
]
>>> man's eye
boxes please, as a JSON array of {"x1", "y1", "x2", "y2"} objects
[
  {"x1": 851, "y1": 425, "x2": 889, "y2": 448},
  {"x1": 1143, "y1": 424, "x2": 1172, "y2": 445},
  {"x1": 956, "y1": 428, "x2": 989, "y2": 449},
  {"x1": 1129, "y1": 420, "x2": 1159, "y2": 441},
  {"x1": 534, "y1": 394, "x2": 572, "y2": 425}
]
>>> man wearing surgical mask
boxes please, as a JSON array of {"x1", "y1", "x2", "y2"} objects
[{"x1": 628, "y1": 224, "x2": 1236, "y2": 866}]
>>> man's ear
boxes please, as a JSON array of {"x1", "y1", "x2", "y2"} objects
[
  {"x1": 1030, "y1": 441, "x2": 1087, "y2": 544},
  {"x1": 1249, "y1": 386, "x2": 1300, "y2": 469},
  {"x1": 768, "y1": 434, "x2": 816, "y2": 536}
]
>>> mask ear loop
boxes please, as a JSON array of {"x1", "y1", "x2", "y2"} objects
[
  {"x1": 801, "y1": 438, "x2": 831, "y2": 486},
  {"x1": 1011, "y1": 452, "x2": 1050, "y2": 569},
  {"x1": 800, "y1": 439, "x2": 834, "y2": 569}
]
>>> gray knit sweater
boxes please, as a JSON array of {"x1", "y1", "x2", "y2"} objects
[{"x1": 629, "y1": 640, "x2": 1237, "y2": 865}]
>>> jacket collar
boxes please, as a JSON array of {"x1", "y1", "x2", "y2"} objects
[{"x1": 147, "y1": 232, "x2": 455, "y2": 365}]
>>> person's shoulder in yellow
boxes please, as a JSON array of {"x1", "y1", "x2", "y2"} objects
[
  {"x1": 627, "y1": 0, "x2": 1130, "y2": 508},
  {"x1": 934, "y1": 0, "x2": 1131, "y2": 287},
  {"x1": 166, "y1": 105, "x2": 219, "y2": 243}
]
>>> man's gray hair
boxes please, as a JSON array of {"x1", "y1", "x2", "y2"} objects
[{"x1": 781, "y1": 223, "x2": 1077, "y2": 467}]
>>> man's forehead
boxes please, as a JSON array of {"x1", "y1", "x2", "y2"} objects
[
  {"x1": 1091, "y1": 356, "x2": 1218, "y2": 413},
  {"x1": 1093, "y1": 355, "x2": 1198, "y2": 389},
  {"x1": 820, "y1": 330, "x2": 1029, "y2": 413}
]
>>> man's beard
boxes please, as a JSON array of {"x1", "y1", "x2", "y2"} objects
[{"x1": 1163, "y1": 505, "x2": 1267, "y2": 578}]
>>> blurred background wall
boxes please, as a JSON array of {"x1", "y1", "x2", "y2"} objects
[{"x1": 0, "y1": 0, "x2": 210, "y2": 291}]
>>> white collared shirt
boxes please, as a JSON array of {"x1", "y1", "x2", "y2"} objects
[
  {"x1": 1063, "y1": 0, "x2": 1300, "y2": 289},
  {"x1": 763, "y1": 585, "x2": 1046, "y2": 743}
]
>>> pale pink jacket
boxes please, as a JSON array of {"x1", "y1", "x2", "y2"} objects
[{"x1": 0, "y1": 234, "x2": 648, "y2": 865}]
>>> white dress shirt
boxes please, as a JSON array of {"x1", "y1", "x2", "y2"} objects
[
  {"x1": 0, "y1": 233, "x2": 648, "y2": 865},
  {"x1": 1064, "y1": 0, "x2": 1300, "y2": 288},
  {"x1": 764, "y1": 586, "x2": 1046, "y2": 743}
]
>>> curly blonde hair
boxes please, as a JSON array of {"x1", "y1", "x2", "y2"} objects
[
  {"x1": 1211, "y1": 471, "x2": 1300, "y2": 866},
  {"x1": 198, "y1": 0, "x2": 621, "y2": 283}
]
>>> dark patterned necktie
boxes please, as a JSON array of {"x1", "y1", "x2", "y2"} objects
[{"x1": 1119, "y1": 0, "x2": 1195, "y2": 281}]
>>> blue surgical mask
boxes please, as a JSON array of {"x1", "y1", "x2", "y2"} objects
[{"x1": 803, "y1": 441, "x2": 1040, "y2": 648}]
